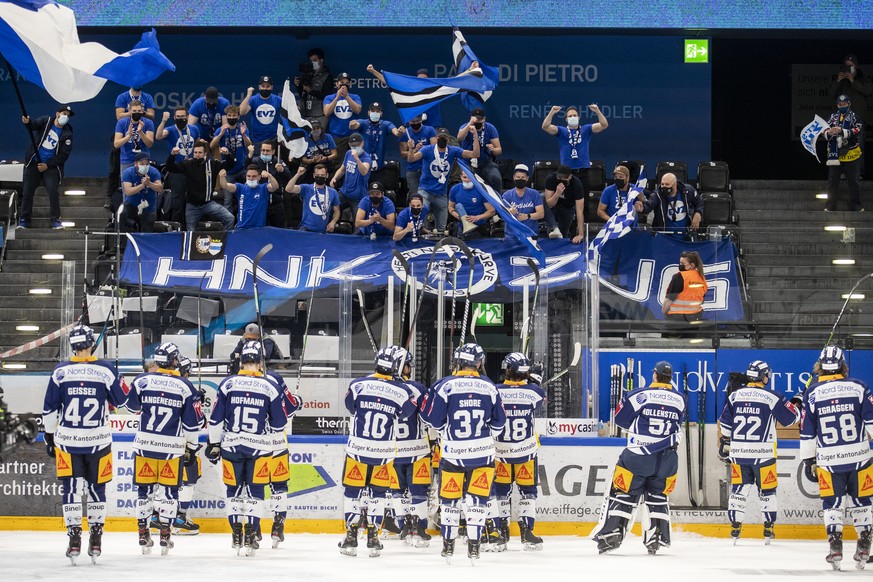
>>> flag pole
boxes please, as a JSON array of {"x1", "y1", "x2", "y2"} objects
[{"x1": 4, "y1": 57, "x2": 42, "y2": 163}]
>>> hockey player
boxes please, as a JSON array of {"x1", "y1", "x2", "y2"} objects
[
  {"x1": 389, "y1": 348, "x2": 433, "y2": 547},
  {"x1": 42, "y1": 325, "x2": 129, "y2": 563},
  {"x1": 421, "y1": 343, "x2": 507, "y2": 564},
  {"x1": 206, "y1": 340, "x2": 287, "y2": 556},
  {"x1": 593, "y1": 360, "x2": 685, "y2": 555},
  {"x1": 266, "y1": 369, "x2": 303, "y2": 548},
  {"x1": 173, "y1": 356, "x2": 203, "y2": 535},
  {"x1": 126, "y1": 343, "x2": 204, "y2": 555},
  {"x1": 494, "y1": 352, "x2": 546, "y2": 551},
  {"x1": 718, "y1": 360, "x2": 800, "y2": 544},
  {"x1": 800, "y1": 346, "x2": 873, "y2": 570},
  {"x1": 338, "y1": 346, "x2": 416, "y2": 557}
]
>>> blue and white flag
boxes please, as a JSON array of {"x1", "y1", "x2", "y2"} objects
[
  {"x1": 0, "y1": 0, "x2": 175, "y2": 102},
  {"x1": 451, "y1": 27, "x2": 499, "y2": 110},
  {"x1": 457, "y1": 161, "x2": 544, "y2": 264},
  {"x1": 587, "y1": 193, "x2": 639, "y2": 267},
  {"x1": 383, "y1": 68, "x2": 493, "y2": 123},
  {"x1": 800, "y1": 115, "x2": 829, "y2": 163},
  {"x1": 278, "y1": 80, "x2": 311, "y2": 160}
]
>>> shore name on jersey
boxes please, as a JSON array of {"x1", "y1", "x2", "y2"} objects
[
  {"x1": 817, "y1": 403, "x2": 854, "y2": 415},
  {"x1": 459, "y1": 398, "x2": 482, "y2": 407},
  {"x1": 358, "y1": 400, "x2": 395, "y2": 413},
  {"x1": 67, "y1": 386, "x2": 98, "y2": 396}
]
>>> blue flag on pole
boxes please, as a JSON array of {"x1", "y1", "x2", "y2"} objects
[
  {"x1": 383, "y1": 69, "x2": 493, "y2": 124},
  {"x1": 457, "y1": 160, "x2": 544, "y2": 264},
  {"x1": 0, "y1": 0, "x2": 175, "y2": 102},
  {"x1": 451, "y1": 27, "x2": 499, "y2": 111}
]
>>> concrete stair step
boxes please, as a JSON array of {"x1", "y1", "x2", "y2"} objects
[
  {"x1": 746, "y1": 265, "x2": 872, "y2": 278},
  {"x1": 737, "y1": 209, "x2": 873, "y2": 223},
  {"x1": 744, "y1": 243, "x2": 873, "y2": 256},
  {"x1": 752, "y1": 311, "x2": 873, "y2": 326},
  {"x1": 748, "y1": 278, "x2": 870, "y2": 291},
  {"x1": 741, "y1": 231, "x2": 870, "y2": 245},
  {"x1": 751, "y1": 298, "x2": 869, "y2": 313},
  {"x1": 5, "y1": 237, "x2": 97, "y2": 251},
  {"x1": 744, "y1": 254, "x2": 871, "y2": 267}
]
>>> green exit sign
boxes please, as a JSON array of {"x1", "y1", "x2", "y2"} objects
[
  {"x1": 684, "y1": 39, "x2": 709, "y2": 63},
  {"x1": 474, "y1": 303, "x2": 504, "y2": 326}
]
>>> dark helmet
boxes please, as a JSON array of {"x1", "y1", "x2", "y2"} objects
[
  {"x1": 454, "y1": 343, "x2": 486, "y2": 369},
  {"x1": 69, "y1": 325, "x2": 95, "y2": 351},
  {"x1": 528, "y1": 361, "x2": 545, "y2": 385},
  {"x1": 153, "y1": 342, "x2": 181, "y2": 368},
  {"x1": 391, "y1": 347, "x2": 413, "y2": 375},
  {"x1": 375, "y1": 346, "x2": 404, "y2": 375},
  {"x1": 502, "y1": 352, "x2": 530, "y2": 375},
  {"x1": 745, "y1": 360, "x2": 771, "y2": 382},
  {"x1": 240, "y1": 340, "x2": 262, "y2": 364}
]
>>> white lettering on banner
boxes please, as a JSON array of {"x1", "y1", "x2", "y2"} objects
[
  {"x1": 390, "y1": 247, "x2": 499, "y2": 297},
  {"x1": 433, "y1": 63, "x2": 598, "y2": 84},
  {"x1": 308, "y1": 253, "x2": 380, "y2": 286},
  {"x1": 153, "y1": 256, "x2": 226, "y2": 287},
  {"x1": 509, "y1": 253, "x2": 581, "y2": 287},
  {"x1": 509, "y1": 104, "x2": 643, "y2": 120},
  {"x1": 229, "y1": 255, "x2": 302, "y2": 290},
  {"x1": 151, "y1": 92, "x2": 198, "y2": 110},
  {"x1": 599, "y1": 259, "x2": 656, "y2": 302}
]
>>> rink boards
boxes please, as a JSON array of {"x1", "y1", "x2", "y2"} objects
[{"x1": 0, "y1": 431, "x2": 841, "y2": 538}]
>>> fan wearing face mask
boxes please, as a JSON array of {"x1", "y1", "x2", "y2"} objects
[
  {"x1": 240, "y1": 76, "x2": 285, "y2": 145},
  {"x1": 597, "y1": 165, "x2": 638, "y2": 223},
  {"x1": 188, "y1": 87, "x2": 230, "y2": 142},
  {"x1": 113, "y1": 100, "x2": 156, "y2": 179},
  {"x1": 349, "y1": 102, "x2": 403, "y2": 182},
  {"x1": 300, "y1": 120, "x2": 339, "y2": 179},
  {"x1": 394, "y1": 194, "x2": 431, "y2": 242},
  {"x1": 156, "y1": 107, "x2": 200, "y2": 224},
  {"x1": 541, "y1": 104, "x2": 608, "y2": 201},
  {"x1": 448, "y1": 172, "x2": 496, "y2": 240},
  {"x1": 18, "y1": 105, "x2": 75, "y2": 230},
  {"x1": 638, "y1": 172, "x2": 703, "y2": 238},
  {"x1": 331, "y1": 133, "x2": 372, "y2": 218},
  {"x1": 219, "y1": 164, "x2": 279, "y2": 230},
  {"x1": 212, "y1": 105, "x2": 252, "y2": 184},
  {"x1": 323, "y1": 72, "x2": 363, "y2": 158},
  {"x1": 121, "y1": 153, "x2": 163, "y2": 233}
]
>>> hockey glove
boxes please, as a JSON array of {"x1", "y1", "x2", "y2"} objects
[
  {"x1": 204, "y1": 442, "x2": 222, "y2": 465},
  {"x1": 717, "y1": 436, "x2": 731, "y2": 463},
  {"x1": 789, "y1": 396, "x2": 803, "y2": 411},
  {"x1": 44, "y1": 432, "x2": 56, "y2": 458},
  {"x1": 802, "y1": 458, "x2": 818, "y2": 483},
  {"x1": 183, "y1": 445, "x2": 199, "y2": 467}
]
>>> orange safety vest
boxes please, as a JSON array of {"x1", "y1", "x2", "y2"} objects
[{"x1": 667, "y1": 270, "x2": 708, "y2": 315}]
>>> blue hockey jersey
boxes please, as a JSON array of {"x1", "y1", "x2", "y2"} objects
[
  {"x1": 614, "y1": 382, "x2": 686, "y2": 455},
  {"x1": 422, "y1": 370, "x2": 506, "y2": 467},
  {"x1": 394, "y1": 379, "x2": 430, "y2": 465},
  {"x1": 801, "y1": 374, "x2": 873, "y2": 472},
  {"x1": 42, "y1": 356, "x2": 128, "y2": 455},
  {"x1": 127, "y1": 368, "x2": 204, "y2": 460},
  {"x1": 495, "y1": 380, "x2": 546, "y2": 464},
  {"x1": 345, "y1": 373, "x2": 415, "y2": 465},
  {"x1": 209, "y1": 370, "x2": 287, "y2": 457},
  {"x1": 719, "y1": 382, "x2": 800, "y2": 466}
]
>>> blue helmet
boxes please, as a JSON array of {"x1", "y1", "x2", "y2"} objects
[
  {"x1": 454, "y1": 343, "x2": 485, "y2": 369},
  {"x1": 819, "y1": 345, "x2": 845, "y2": 372},
  {"x1": 153, "y1": 342, "x2": 181, "y2": 368},
  {"x1": 502, "y1": 352, "x2": 530, "y2": 377},
  {"x1": 240, "y1": 340, "x2": 262, "y2": 364},
  {"x1": 746, "y1": 360, "x2": 770, "y2": 382},
  {"x1": 528, "y1": 361, "x2": 544, "y2": 385},
  {"x1": 69, "y1": 325, "x2": 95, "y2": 351},
  {"x1": 178, "y1": 356, "x2": 192, "y2": 377},
  {"x1": 391, "y1": 347, "x2": 413, "y2": 375},
  {"x1": 375, "y1": 346, "x2": 404, "y2": 375}
]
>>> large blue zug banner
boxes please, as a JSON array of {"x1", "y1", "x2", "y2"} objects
[
  {"x1": 118, "y1": 229, "x2": 743, "y2": 319},
  {"x1": 0, "y1": 32, "x2": 709, "y2": 177},
  {"x1": 597, "y1": 349, "x2": 873, "y2": 424}
]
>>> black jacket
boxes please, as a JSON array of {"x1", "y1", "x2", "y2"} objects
[
  {"x1": 228, "y1": 337, "x2": 283, "y2": 374},
  {"x1": 25, "y1": 116, "x2": 73, "y2": 176},
  {"x1": 166, "y1": 155, "x2": 232, "y2": 206},
  {"x1": 642, "y1": 181, "x2": 703, "y2": 231}
]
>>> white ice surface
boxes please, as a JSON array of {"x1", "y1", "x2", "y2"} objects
[{"x1": 0, "y1": 531, "x2": 865, "y2": 580}]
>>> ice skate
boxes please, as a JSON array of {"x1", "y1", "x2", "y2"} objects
[
  {"x1": 413, "y1": 521, "x2": 432, "y2": 548},
  {"x1": 519, "y1": 521, "x2": 543, "y2": 551},
  {"x1": 173, "y1": 514, "x2": 200, "y2": 536},
  {"x1": 159, "y1": 525, "x2": 173, "y2": 556},
  {"x1": 366, "y1": 525, "x2": 383, "y2": 557},
  {"x1": 338, "y1": 526, "x2": 358, "y2": 557},
  {"x1": 381, "y1": 513, "x2": 401, "y2": 538},
  {"x1": 138, "y1": 520, "x2": 154, "y2": 555},
  {"x1": 763, "y1": 521, "x2": 775, "y2": 545},
  {"x1": 468, "y1": 539, "x2": 481, "y2": 565},
  {"x1": 66, "y1": 526, "x2": 82, "y2": 565},
  {"x1": 243, "y1": 523, "x2": 259, "y2": 557},
  {"x1": 854, "y1": 530, "x2": 871, "y2": 569},
  {"x1": 730, "y1": 521, "x2": 741, "y2": 545},
  {"x1": 827, "y1": 533, "x2": 843, "y2": 571},
  {"x1": 596, "y1": 528, "x2": 623, "y2": 554},
  {"x1": 399, "y1": 517, "x2": 413, "y2": 545},
  {"x1": 271, "y1": 516, "x2": 285, "y2": 548},
  {"x1": 231, "y1": 523, "x2": 243, "y2": 554},
  {"x1": 441, "y1": 538, "x2": 455, "y2": 564},
  {"x1": 87, "y1": 525, "x2": 103, "y2": 564}
]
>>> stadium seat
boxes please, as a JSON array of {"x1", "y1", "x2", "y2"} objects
[
  {"x1": 586, "y1": 160, "x2": 606, "y2": 192},
  {"x1": 161, "y1": 326, "x2": 198, "y2": 358},
  {"x1": 697, "y1": 161, "x2": 731, "y2": 193},
  {"x1": 655, "y1": 161, "x2": 688, "y2": 185},
  {"x1": 153, "y1": 221, "x2": 182, "y2": 232},
  {"x1": 532, "y1": 160, "x2": 560, "y2": 191},
  {"x1": 614, "y1": 159, "x2": 645, "y2": 183},
  {"x1": 701, "y1": 191, "x2": 735, "y2": 225}
]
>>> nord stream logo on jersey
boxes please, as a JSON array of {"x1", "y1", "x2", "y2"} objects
[{"x1": 120, "y1": 229, "x2": 743, "y2": 319}]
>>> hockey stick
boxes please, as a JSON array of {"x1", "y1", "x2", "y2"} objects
[
  {"x1": 468, "y1": 305, "x2": 482, "y2": 345},
  {"x1": 452, "y1": 238, "x2": 476, "y2": 347},
  {"x1": 197, "y1": 271, "x2": 209, "y2": 390},
  {"x1": 609, "y1": 364, "x2": 619, "y2": 437},
  {"x1": 356, "y1": 288, "x2": 378, "y2": 354},
  {"x1": 683, "y1": 363, "x2": 697, "y2": 507},
  {"x1": 447, "y1": 253, "x2": 460, "y2": 357},
  {"x1": 124, "y1": 233, "x2": 147, "y2": 370},
  {"x1": 295, "y1": 255, "x2": 321, "y2": 394},
  {"x1": 543, "y1": 341, "x2": 582, "y2": 385},
  {"x1": 521, "y1": 258, "x2": 541, "y2": 358},
  {"x1": 697, "y1": 362, "x2": 706, "y2": 506},
  {"x1": 404, "y1": 237, "x2": 464, "y2": 352},
  {"x1": 391, "y1": 249, "x2": 412, "y2": 342},
  {"x1": 251, "y1": 244, "x2": 273, "y2": 373},
  {"x1": 622, "y1": 357, "x2": 634, "y2": 439}
]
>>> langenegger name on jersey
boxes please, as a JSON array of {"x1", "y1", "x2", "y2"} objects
[{"x1": 127, "y1": 370, "x2": 204, "y2": 459}]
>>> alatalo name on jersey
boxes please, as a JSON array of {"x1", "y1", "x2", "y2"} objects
[{"x1": 734, "y1": 406, "x2": 761, "y2": 415}]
